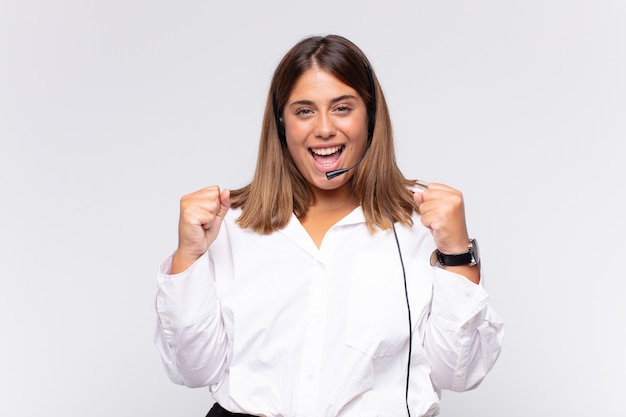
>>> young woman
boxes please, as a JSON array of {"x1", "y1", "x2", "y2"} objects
[{"x1": 155, "y1": 34, "x2": 503, "y2": 417}]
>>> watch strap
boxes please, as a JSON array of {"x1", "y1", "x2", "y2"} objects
[
  {"x1": 435, "y1": 250, "x2": 474, "y2": 266},
  {"x1": 431, "y1": 239, "x2": 479, "y2": 267}
]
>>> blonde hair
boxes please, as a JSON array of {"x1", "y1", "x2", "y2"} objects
[{"x1": 230, "y1": 35, "x2": 418, "y2": 233}]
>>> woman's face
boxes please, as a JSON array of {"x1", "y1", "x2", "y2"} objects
[{"x1": 283, "y1": 67, "x2": 368, "y2": 191}]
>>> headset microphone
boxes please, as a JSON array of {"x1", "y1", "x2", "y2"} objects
[{"x1": 325, "y1": 146, "x2": 369, "y2": 180}]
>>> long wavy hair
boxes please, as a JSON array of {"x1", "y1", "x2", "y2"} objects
[{"x1": 230, "y1": 34, "x2": 418, "y2": 233}]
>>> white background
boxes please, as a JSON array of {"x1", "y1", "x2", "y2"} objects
[{"x1": 1, "y1": 1, "x2": 624, "y2": 416}]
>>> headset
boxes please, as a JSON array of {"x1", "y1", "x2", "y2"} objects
[{"x1": 273, "y1": 56, "x2": 414, "y2": 417}]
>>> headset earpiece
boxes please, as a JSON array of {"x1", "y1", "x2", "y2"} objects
[
  {"x1": 276, "y1": 116, "x2": 285, "y2": 144},
  {"x1": 272, "y1": 91, "x2": 287, "y2": 144}
]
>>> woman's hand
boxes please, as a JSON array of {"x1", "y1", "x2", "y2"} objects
[
  {"x1": 414, "y1": 183, "x2": 479, "y2": 283},
  {"x1": 414, "y1": 183, "x2": 469, "y2": 253},
  {"x1": 414, "y1": 183, "x2": 480, "y2": 284},
  {"x1": 171, "y1": 186, "x2": 231, "y2": 274}
]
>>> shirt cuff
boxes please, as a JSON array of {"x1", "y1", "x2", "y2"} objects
[
  {"x1": 156, "y1": 251, "x2": 218, "y2": 329},
  {"x1": 430, "y1": 267, "x2": 492, "y2": 332}
]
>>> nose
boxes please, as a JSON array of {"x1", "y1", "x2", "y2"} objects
[{"x1": 314, "y1": 113, "x2": 336, "y2": 139}]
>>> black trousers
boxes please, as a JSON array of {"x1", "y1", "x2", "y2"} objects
[{"x1": 206, "y1": 402, "x2": 258, "y2": 417}]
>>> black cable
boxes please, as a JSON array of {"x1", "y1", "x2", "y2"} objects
[{"x1": 388, "y1": 208, "x2": 413, "y2": 417}]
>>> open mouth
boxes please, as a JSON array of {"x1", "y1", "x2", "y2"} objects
[{"x1": 309, "y1": 145, "x2": 344, "y2": 168}]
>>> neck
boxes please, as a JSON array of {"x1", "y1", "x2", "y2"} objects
[
  {"x1": 299, "y1": 184, "x2": 359, "y2": 249},
  {"x1": 309, "y1": 183, "x2": 358, "y2": 211}
]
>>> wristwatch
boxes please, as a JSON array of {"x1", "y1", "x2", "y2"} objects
[{"x1": 430, "y1": 239, "x2": 480, "y2": 267}]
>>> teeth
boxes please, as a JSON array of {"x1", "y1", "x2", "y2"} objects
[{"x1": 311, "y1": 146, "x2": 342, "y2": 156}]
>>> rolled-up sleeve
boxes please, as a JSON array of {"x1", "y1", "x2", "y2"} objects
[
  {"x1": 424, "y1": 268, "x2": 504, "y2": 392},
  {"x1": 154, "y1": 251, "x2": 230, "y2": 388}
]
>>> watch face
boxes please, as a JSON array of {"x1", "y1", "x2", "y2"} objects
[
  {"x1": 430, "y1": 250, "x2": 439, "y2": 267},
  {"x1": 469, "y1": 239, "x2": 480, "y2": 266}
]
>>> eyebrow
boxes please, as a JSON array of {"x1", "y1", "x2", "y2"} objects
[{"x1": 288, "y1": 94, "x2": 359, "y2": 107}]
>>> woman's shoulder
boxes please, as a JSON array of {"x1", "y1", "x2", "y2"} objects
[{"x1": 224, "y1": 205, "x2": 243, "y2": 223}]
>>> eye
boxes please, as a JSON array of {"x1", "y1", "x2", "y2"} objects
[
  {"x1": 334, "y1": 105, "x2": 352, "y2": 114},
  {"x1": 295, "y1": 108, "x2": 314, "y2": 116}
]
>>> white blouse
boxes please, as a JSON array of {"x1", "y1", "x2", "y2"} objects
[{"x1": 154, "y1": 206, "x2": 504, "y2": 417}]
